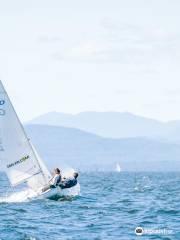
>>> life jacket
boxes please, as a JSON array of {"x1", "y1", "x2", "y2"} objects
[
  {"x1": 56, "y1": 175, "x2": 61, "y2": 185},
  {"x1": 60, "y1": 178, "x2": 77, "y2": 189}
]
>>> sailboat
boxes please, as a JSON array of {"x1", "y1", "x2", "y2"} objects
[
  {"x1": 0, "y1": 81, "x2": 80, "y2": 201},
  {"x1": 116, "y1": 163, "x2": 121, "y2": 172}
]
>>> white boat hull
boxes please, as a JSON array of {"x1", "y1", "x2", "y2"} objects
[{"x1": 32, "y1": 183, "x2": 81, "y2": 200}]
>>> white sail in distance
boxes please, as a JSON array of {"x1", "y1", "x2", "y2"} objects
[
  {"x1": 116, "y1": 163, "x2": 121, "y2": 172},
  {"x1": 0, "y1": 81, "x2": 51, "y2": 188}
]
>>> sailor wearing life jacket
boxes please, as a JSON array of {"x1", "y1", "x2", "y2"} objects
[
  {"x1": 49, "y1": 168, "x2": 61, "y2": 188},
  {"x1": 59, "y1": 172, "x2": 78, "y2": 189},
  {"x1": 41, "y1": 168, "x2": 61, "y2": 192}
]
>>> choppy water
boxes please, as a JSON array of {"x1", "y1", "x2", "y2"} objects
[{"x1": 0, "y1": 172, "x2": 179, "y2": 240}]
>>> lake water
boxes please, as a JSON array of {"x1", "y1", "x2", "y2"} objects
[{"x1": 0, "y1": 172, "x2": 179, "y2": 239}]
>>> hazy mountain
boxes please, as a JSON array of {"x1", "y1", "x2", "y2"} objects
[
  {"x1": 29, "y1": 111, "x2": 167, "y2": 138},
  {"x1": 158, "y1": 121, "x2": 180, "y2": 144},
  {"x1": 28, "y1": 111, "x2": 180, "y2": 142},
  {"x1": 25, "y1": 124, "x2": 180, "y2": 171}
]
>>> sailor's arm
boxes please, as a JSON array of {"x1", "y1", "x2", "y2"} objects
[{"x1": 48, "y1": 176, "x2": 54, "y2": 183}]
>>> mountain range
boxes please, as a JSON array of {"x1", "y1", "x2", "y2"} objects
[
  {"x1": 28, "y1": 111, "x2": 180, "y2": 143},
  {"x1": 25, "y1": 124, "x2": 180, "y2": 172}
]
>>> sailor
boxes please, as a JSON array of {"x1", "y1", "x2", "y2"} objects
[
  {"x1": 49, "y1": 168, "x2": 61, "y2": 188},
  {"x1": 59, "y1": 172, "x2": 78, "y2": 189},
  {"x1": 41, "y1": 168, "x2": 61, "y2": 192}
]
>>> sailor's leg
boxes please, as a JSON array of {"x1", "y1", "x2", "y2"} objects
[
  {"x1": 41, "y1": 184, "x2": 51, "y2": 192},
  {"x1": 58, "y1": 183, "x2": 66, "y2": 189}
]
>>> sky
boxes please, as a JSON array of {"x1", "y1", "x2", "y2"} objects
[{"x1": 0, "y1": 0, "x2": 180, "y2": 122}]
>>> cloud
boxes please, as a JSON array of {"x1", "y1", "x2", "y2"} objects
[
  {"x1": 166, "y1": 89, "x2": 180, "y2": 96},
  {"x1": 48, "y1": 19, "x2": 180, "y2": 65},
  {"x1": 37, "y1": 35, "x2": 62, "y2": 44},
  {"x1": 65, "y1": 43, "x2": 99, "y2": 59},
  {"x1": 116, "y1": 89, "x2": 135, "y2": 95},
  {"x1": 143, "y1": 98, "x2": 180, "y2": 108}
]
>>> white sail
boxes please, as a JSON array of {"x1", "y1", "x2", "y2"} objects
[
  {"x1": 0, "y1": 81, "x2": 51, "y2": 188},
  {"x1": 116, "y1": 163, "x2": 121, "y2": 172},
  {"x1": 26, "y1": 143, "x2": 51, "y2": 190}
]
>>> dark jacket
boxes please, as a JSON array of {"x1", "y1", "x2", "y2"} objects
[{"x1": 59, "y1": 177, "x2": 77, "y2": 189}]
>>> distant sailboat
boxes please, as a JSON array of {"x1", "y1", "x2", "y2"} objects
[{"x1": 116, "y1": 163, "x2": 121, "y2": 172}]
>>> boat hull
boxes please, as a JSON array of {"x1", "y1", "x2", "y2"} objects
[{"x1": 33, "y1": 183, "x2": 81, "y2": 200}]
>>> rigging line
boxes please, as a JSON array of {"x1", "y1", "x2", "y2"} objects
[
  {"x1": 11, "y1": 170, "x2": 43, "y2": 187},
  {"x1": 13, "y1": 167, "x2": 42, "y2": 179}
]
